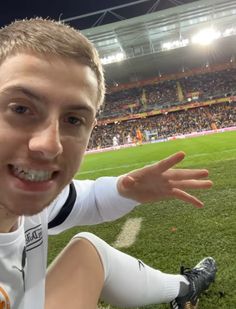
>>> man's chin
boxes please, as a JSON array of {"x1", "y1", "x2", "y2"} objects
[{"x1": 6, "y1": 201, "x2": 50, "y2": 217}]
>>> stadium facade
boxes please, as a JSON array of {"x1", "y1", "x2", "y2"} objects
[{"x1": 78, "y1": 0, "x2": 236, "y2": 85}]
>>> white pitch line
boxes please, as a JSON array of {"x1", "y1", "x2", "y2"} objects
[
  {"x1": 79, "y1": 148, "x2": 236, "y2": 175},
  {"x1": 113, "y1": 218, "x2": 143, "y2": 249},
  {"x1": 79, "y1": 161, "x2": 148, "y2": 175}
]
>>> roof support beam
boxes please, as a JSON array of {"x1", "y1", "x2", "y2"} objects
[{"x1": 62, "y1": 0, "x2": 156, "y2": 23}]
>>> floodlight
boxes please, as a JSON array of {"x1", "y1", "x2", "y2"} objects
[{"x1": 191, "y1": 28, "x2": 221, "y2": 45}]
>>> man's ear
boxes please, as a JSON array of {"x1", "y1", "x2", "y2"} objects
[{"x1": 92, "y1": 118, "x2": 97, "y2": 127}]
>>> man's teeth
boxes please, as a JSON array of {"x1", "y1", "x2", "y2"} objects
[{"x1": 12, "y1": 166, "x2": 53, "y2": 182}]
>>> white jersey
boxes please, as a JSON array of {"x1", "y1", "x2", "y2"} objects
[{"x1": 0, "y1": 177, "x2": 138, "y2": 309}]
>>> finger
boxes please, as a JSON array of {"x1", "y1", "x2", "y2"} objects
[
  {"x1": 157, "y1": 151, "x2": 186, "y2": 173},
  {"x1": 167, "y1": 169, "x2": 210, "y2": 180},
  {"x1": 172, "y1": 188, "x2": 204, "y2": 208},
  {"x1": 128, "y1": 152, "x2": 186, "y2": 176},
  {"x1": 171, "y1": 179, "x2": 213, "y2": 190}
]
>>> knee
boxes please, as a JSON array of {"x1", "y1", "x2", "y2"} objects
[
  {"x1": 72, "y1": 231, "x2": 98, "y2": 242},
  {"x1": 72, "y1": 232, "x2": 110, "y2": 280}
]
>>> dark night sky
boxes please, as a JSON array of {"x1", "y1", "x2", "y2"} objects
[{"x1": 0, "y1": 0, "x2": 199, "y2": 29}]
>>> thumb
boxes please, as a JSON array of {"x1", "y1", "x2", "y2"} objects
[
  {"x1": 117, "y1": 175, "x2": 135, "y2": 196},
  {"x1": 122, "y1": 175, "x2": 135, "y2": 189}
]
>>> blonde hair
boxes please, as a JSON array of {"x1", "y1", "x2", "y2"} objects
[{"x1": 0, "y1": 18, "x2": 105, "y2": 108}]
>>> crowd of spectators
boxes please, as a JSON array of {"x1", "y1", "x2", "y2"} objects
[
  {"x1": 99, "y1": 80, "x2": 178, "y2": 118},
  {"x1": 88, "y1": 102, "x2": 236, "y2": 149},
  {"x1": 179, "y1": 69, "x2": 236, "y2": 101},
  {"x1": 98, "y1": 68, "x2": 236, "y2": 120},
  {"x1": 86, "y1": 68, "x2": 236, "y2": 149}
]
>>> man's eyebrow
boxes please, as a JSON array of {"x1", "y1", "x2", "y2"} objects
[
  {"x1": 1, "y1": 85, "x2": 96, "y2": 114},
  {"x1": 65, "y1": 104, "x2": 95, "y2": 114},
  {"x1": 1, "y1": 85, "x2": 47, "y2": 103}
]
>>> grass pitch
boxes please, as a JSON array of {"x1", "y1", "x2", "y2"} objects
[{"x1": 48, "y1": 130, "x2": 236, "y2": 309}]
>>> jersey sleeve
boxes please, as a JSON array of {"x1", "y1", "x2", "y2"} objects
[{"x1": 47, "y1": 177, "x2": 139, "y2": 235}]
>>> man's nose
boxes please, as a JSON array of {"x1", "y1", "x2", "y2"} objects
[{"x1": 28, "y1": 121, "x2": 63, "y2": 160}]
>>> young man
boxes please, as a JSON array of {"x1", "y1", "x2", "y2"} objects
[{"x1": 0, "y1": 18, "x2": 216, "y2": 309}]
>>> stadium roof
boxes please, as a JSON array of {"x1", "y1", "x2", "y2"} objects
[{"x1": 80, "y1": 0, "x2": 236, "y2": 86}]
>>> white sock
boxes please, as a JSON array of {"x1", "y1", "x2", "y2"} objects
[{"x1": 74, "y1": 232, "x2": 189, "y2": 307}]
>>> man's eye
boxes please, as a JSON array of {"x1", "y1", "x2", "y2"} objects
[
  {"x1": 65, "y1": 116, "x2": 84, "y2": 126},
  {"x1": 10, "y1": 104, "x2": 30, "y2": 114}
]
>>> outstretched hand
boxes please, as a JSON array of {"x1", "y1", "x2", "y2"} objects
[{"x1": 117, "y1": 151, "x2": 212, "y2": 208}]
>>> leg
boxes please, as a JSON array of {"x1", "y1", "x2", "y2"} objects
[
  {"x1": 46, "y1": 232, "x2": 216, "y2": 309},
  {"x1": 45, "y1": 237, "x2": 104, "y2": 309},
  {"x1": 74, "y1": 232, "x2": 189, "y2": 307}
]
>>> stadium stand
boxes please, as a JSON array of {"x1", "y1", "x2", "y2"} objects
[
  {"x1": 88, "y1": 66, "x2": 236, "y2": 150},
  {"x1": 81, "y1": 0, "x2": 236, "y2": 151}
]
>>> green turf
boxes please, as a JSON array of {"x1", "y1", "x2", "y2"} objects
[{"x1": 48, "y1": 130, "x2": 236, "y2": 309}]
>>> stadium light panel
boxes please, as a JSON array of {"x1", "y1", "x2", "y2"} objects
[
  {"x1": 161, "y1": 39, "x2": 189, "y2": 51},
  {"x1": 160, "y1": 26, "x2": 236, "y2": 53},
  {"x1": 101, "y1": 52, "x2": 125, "y2": 65},
  {"x1": 191, "y1": 28, "x2": 221, "y2": 45},
  {"x1": 223, "y1": 27, "x2": 235, "y2": 37}
]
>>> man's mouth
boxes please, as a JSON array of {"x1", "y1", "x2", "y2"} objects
[{"x1": 9, "y1": 165, "x2": 57, "y2": 182}]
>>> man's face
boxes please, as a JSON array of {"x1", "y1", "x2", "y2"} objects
[{"x1": 0, "y1": 53, "x2": 98, "y2": 216}]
